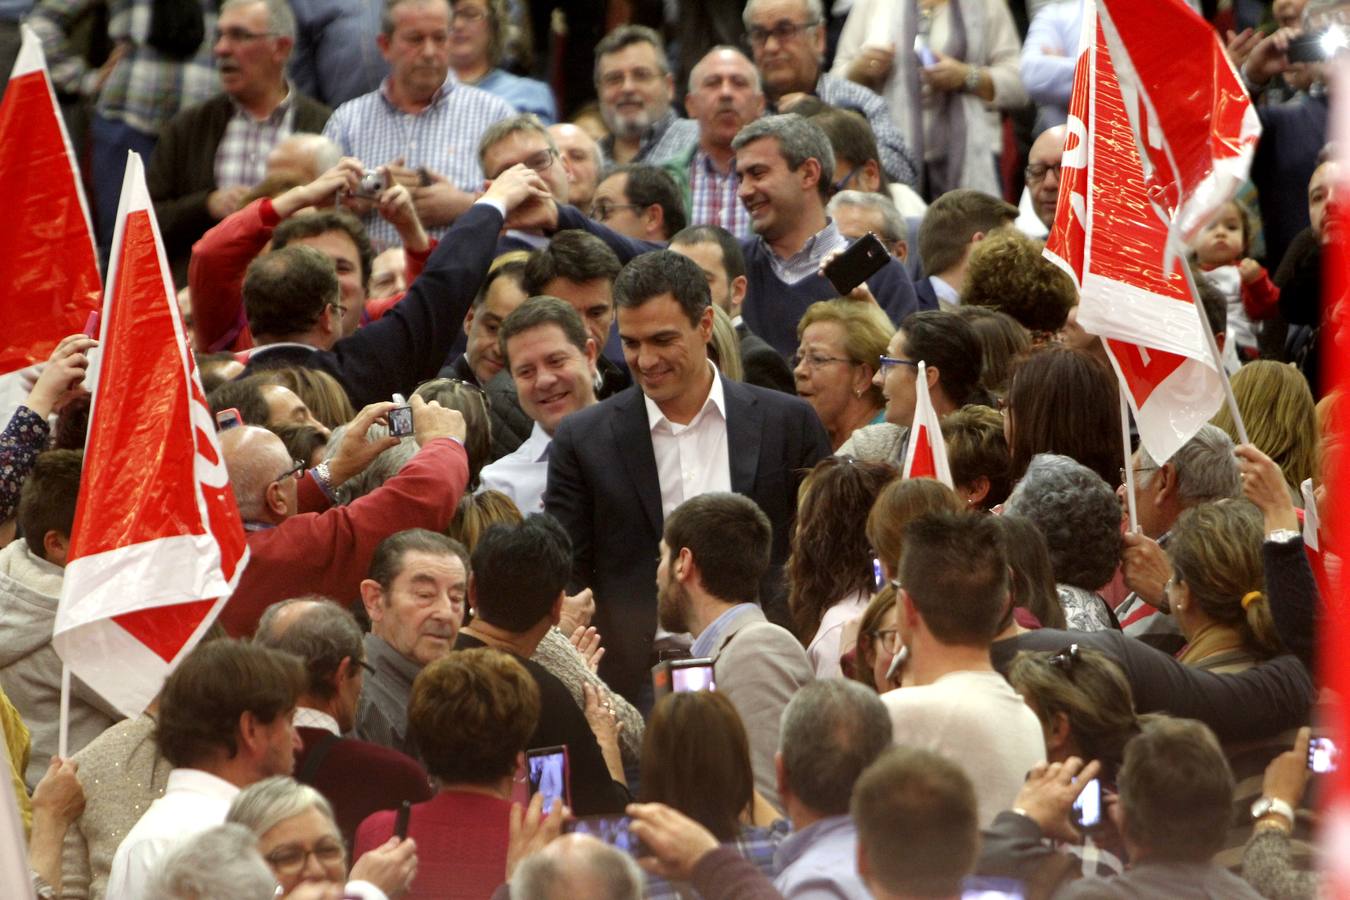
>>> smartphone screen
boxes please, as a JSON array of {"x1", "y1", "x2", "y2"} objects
[
  {"x1": 388, "y1": 404, "x2": 414, "y2": 438},
  {"x1": 961, "y1": 877, "x2": 1026, "y2": 900},
  {"x1": 527, "y1": 745, "x2": 571, "y2": 811},
  {"x1": 215, "y1": 407, "x2": 243, "y2": 431},
  {"x1": 564, "y1": 815, "x2": 644, "y2": 856},
  {"x1": 1309, "y1": 737, "x2": 1339, "y2": 773},
  {"x1": 670, "y1": 662, "x2": 716, "y2": 693},
  {"x1": 1072, "y1": 778, "x2": 1102, "y2": 829}
]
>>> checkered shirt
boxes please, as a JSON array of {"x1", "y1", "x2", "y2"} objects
[
  {"x1": 214, "y1": 87, "x2": 298, "y2": 189},
  {"x1": 764, "y1": 217, "x2": 849, "y2": 284},
  {"x1": 687, "y1": 149, "x2": 753, "y2": 240},
  {"x1": 599, "y1": 108, "x2": 699, "y2": 167}
]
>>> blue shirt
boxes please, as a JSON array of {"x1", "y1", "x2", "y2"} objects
[
  {"x1": 690, "y1": 603, "x2": 758, "y2": 659},
  {"x1": 476, "y1": 68, "x2": 557, "y2": 123},
  {"x1": 773, "y1": 815, "x2": 870, "y2": 900}
]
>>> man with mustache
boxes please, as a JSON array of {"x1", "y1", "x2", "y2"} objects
[{"x1": 594, "y1": 25, "x2": 698, "y2": 167}]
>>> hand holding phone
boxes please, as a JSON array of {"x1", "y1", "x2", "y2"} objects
[
  {"x1": 394, "y1": 799, "x2": 411, "y2": 839},
  {"x1": 1071, "y1": 777, "x2": 1102, "y2": 830},
  {"x1": 1308, "y1": 736, "x2": 1339, "y2": 773},
  {"x1": 823, "y1": 233, "x2": 890, "y2": 296},
  {"x1": 564, "y1": 815, "x2": 645, "y2": 856},
  {"x1": 388, "y1": 393, "x2": 414, "y2": 438}
]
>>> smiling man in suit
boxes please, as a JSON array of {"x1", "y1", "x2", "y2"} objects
[{"x1": 545, "y1": 250, "x2": 830, "y2": 705}]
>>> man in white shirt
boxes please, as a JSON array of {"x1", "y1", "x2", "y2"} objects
[
  {"x1": 883, "y1": 511, "x2": 1046, "y2": 826},
  {"x1": 107, "y1": 640, "x2": 306, "y2": 899},
  {"x1": 479, "y1": 297, "x2": 600, "y2": 512}
]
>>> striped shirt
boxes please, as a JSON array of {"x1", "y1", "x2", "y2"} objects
[
  {"x1": 214, "y1": 87, "x2": 298, "y2": 190},
  {"x1": 762, "y1": 218, "x2": 849, "y2": 285},
  {"x1": 322, "y1": 73, "x2": 515, "y2": 247},
  {"x1": 687, "y1": 149, "x2": 752, "y2": 240}
]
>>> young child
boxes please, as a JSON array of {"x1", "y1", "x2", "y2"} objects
[{"x1": 1190, "y1": 199, "x2": 1278, "y2": 363}]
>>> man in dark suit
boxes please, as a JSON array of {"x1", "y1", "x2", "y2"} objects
[
  {"x1": 148, "y1": 0, "x2": 332, "y2": 284},
  {"x1": 545, "y1": 250, "x2": 831, "y2": 705},
  {"x1": 669, "y1": 224, "x2": 795, "y2": 395},
  {"x1": 253, "y1": 597, "x2": 432, "y2": 848}
]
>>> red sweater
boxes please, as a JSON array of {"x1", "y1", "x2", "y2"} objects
[
  {"x1": 219, "y1": 438, "x2": 468, "y2": 636},
  {"x1": 355, "y1": 790, "x2": 511, "y2": 900}
]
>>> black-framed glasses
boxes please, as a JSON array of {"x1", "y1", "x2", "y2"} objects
[
  {"x1": 274, "y1": 459, "x2": 307, "y2": 483},
  {"x1": 521, "y1": 147, "x2": 558, "y2": 174},
  {"x1": 791, "y1": 351, "x2": 854, "y2": 369},
  {"x1": 264, "y1": 840, "x2": 346, "y2": 875},
  {"x1": 590, "y1": 201, "x2": 643, "y2": 222},
  {"x1": 877, "y1": 355, "x2": 919, "y2": 376},
  {"x1": 745, "y1": 19, "x2": 820, "y2": 48},
  {"x1": 1025, "y1": 162, "x2": 1063, "y2": 182},
  {"x1": 1049, "y1": 643, "x2": 1081, "y2": 672}
]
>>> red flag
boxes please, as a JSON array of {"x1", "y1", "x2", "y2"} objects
[
  {"x1": 0, "y1": 25, "x2": 99, "y2": 376},
  {"x1": 52, "y1": 153, "x2": 249, "y2": 718},
  {"x1": 1044, "y1": 9, "x2": 1225, "y2": 465},
  {"x1": 901, "y1": 361, "x2": 953, "y2": 488}
]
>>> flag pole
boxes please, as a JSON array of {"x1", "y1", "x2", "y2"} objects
[
  {"x1": 1119, "y1": 389, "x2": 1139, "y2": 533},
  {"x1": 58, "y1": 664, "x2": 70, "y2": 758},
  {"x1": 1177, "y1": 247, "x2": 1251, "y2": 446}
]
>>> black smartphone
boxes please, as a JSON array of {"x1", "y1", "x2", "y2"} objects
[
  {"x1": 824, "y1": 232, "x2": 890, "y2": 295},
  {"x1": 394, "y1": 799, "x2": 411, "y2": 839},
  {"x1": 1308, "y1": 736, "x2": 1339, "y2": 773},
  {"x1": 652, "y1": 657, "x2": 716, "y2": 698},
  {"x1": 1071, "y1": 777, "x2": 1102, "y2": 829},
  {"x1": 564, "y1": 815, "x2": 645, "y2": 856},
  {"x1": 526, "y1": 745, "x2": 571, "y2": 811}
]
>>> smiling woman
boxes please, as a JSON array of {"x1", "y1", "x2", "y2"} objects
[{"x1": 793, "y1": 300, "x2": 892, "y2": 450}]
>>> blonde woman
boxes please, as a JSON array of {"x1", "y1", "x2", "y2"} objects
[
  {"x1": 794, "y1": 300, "x2": 893, "y2": 451},
  {"x1": 1212, "y1": 361, "x2": 1319, "y2": 506}
]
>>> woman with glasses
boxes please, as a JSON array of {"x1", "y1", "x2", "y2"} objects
[
  {"x1": 227, "y1": 776, "x2": 417, "y2": 898},
  {"x1": 446, "y1": 0, "x2": 556, "y2": 122},
  {"x1": 792, "y1": 300, "x2": 893, "y2": 450}
]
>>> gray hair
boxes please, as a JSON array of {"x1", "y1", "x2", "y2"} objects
[
  {"x1": 1137, "y1": 424, "x2": 1241, "y2": 507},
  {"x1": 828, "y1": 190, "x2": 905, "y2": 242},
  {"x1": 731, "y1": 114, "x2": 835, "y2": 198},
  {"x1": 381, "y1": 0, "x2": 449, "y2": 36},
  {"x1": 779, "y1": 680, "x2": 892, "y2": 816},
  {"x1": 227, "y1": 776, "x2": 340, "y2": 839},
  {"x1": 511, "y1": 836, "x2": 644, "y2": 900},
  {"x1": 593, "y1": 24, "x2": 667, "y2": 85},
  {"x1": 220, "y1": 0, "x2": 297, "y2": 42},
  {"x1": 144, "y1": 824, "x2": 277, "y2": 900},
  {"x1": 477, "y1": 113, "x2": 559, "y2": 177},
  {"x1": 687, "y1": 44, "x2": 761, "y2": 95},
  {"x1": 742, "y1": 0, "x2": 825, "y2": 29},
  {"x1": 325, "y1": 422, "x2": 418, "y2": 504},
  {"x1": 254, "y1": 597, "x2": 364, "y2": 699},
  {"x1": 1005, "y1": 453, "x2": 1122, "y2": 591}
]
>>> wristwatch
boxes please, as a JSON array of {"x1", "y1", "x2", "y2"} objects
[
  {"x1": 1250, "y1": 796, "x2": 1295, "y2": 827},
  {"x1": 1266, "y1": 528, "x2": 1301, "y2": 544},
  {"x1": 963, "y1": 64, "x2": 981, "y2": 93}
]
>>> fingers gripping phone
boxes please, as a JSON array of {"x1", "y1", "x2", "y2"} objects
[
  {"x1": 1071, "y1": 777, "x2": 1102, "y2": 829},
  {"x1": 388, "y1": 393, "x2": 414, "y2": 438},
  {"x1": 564, "y1": 815, "x2": 645, "y2": 856}
]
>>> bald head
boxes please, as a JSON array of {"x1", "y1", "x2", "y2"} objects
[
  {"x1": 221, "y1": 425, "x2": 296, "y2": 524},
  {"x1": 510, "y1": 835, "x2": 642, "y2": 900},
  {"x1": 255, "y1": 597, "x2": 325, "y2": 642},
  {"x1": 1028, "y1": 125, "x2": 1068, "y2": 229}
]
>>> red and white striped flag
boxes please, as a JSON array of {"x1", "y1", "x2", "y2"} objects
[
  {"x1": 1044, "y1": 6, "x2": 1229, "y2": 465},
  {"x1": 52, "y1": 153, "x2": 249, "y2": 718},
  {"x1": 901, "y1": 361, "x2": 953, "y2": 488}
]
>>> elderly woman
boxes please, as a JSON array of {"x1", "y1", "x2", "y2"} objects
[
  {"x1": 448, "y1": 0, "x2": 556, "y2": 122},
  {"x1": 1004, "y1": 454, "x2": 1122, "y2": 632},
  {"x1": 353, "y1": 648, "x2": 540, "y2": 899},
  {"x1": 794, "y1": 300, "x2": 893, "y2": 450},
  {"x1": 227, "y1": 777, "x2": 416, "y2": 898}
]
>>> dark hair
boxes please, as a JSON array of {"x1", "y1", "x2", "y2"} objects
[
  {"x1": 993, "y1": 515, "x2": 1065, "y2": 630},
  {"x1": 409, "y1": 648, "x2": 540, "y2": 783},
  {"x1": 917, "y1": 189, "x2": 1019, "y2": 277},
  {"x1": 962, "y1": 231, "x2": 1077, "y2": 336},
  {"x1": 941, "y1": 405, "x2": 1011, "y2": 509},
  {"x1": 207, "y1": 375, "x2": 270, "y2": 426},
  {"x1": 593, "y1": 24, "x2": 667, "y2": 83},
  {"x1": 850, "y1": 586, "x2": 897, "y2": 690},
  {"x1": 898, "y1": 512, "x2": 1008, "y2": 645},
  {"x1": 18, "y1": 450, "x2": 82, "y2": 561},
  {"x1": 499, "y1": 295, "x2": 591, "y2": 367},
  {"x1": 523, "y1": 231, "x2": 622, "y2": 296},
  {"x1": 250, "y1": 366, "x2": 355, "y2": 430},
  {"x1": 272, "y1": 209, "x2": 374, "y2": 294},
  {"x1": 900, "y1": 310, "x2": 986, "y2": 409},
  {"x1": 1117, "y1": 719, "x2": 1234, "y2": 863},
  {"x1": 52, "y1": 394, "x2": 89, "y2": 451},
  {"x1": 808, "y1": 107, "x2": 888, "y2": 187},
  {"x1": 779, "y1": 680, "x2": 893, "y2": 815},
  {"x1": 368, "y1": 529, "x2": 471, "y2": 591},
  {"x1": 1005, "y1": 346, "x2": 1122, "y2": 487},
  {"x1": 640, "y1": 691, "x2": 754, "y2": 842},
  {"x1": 243, "y1": 246, "x2": 339, "y2": 339},
  {"x1": 447, "y1": 490, "x2": 524, "y2": 551},
  {"x1": 270, "y1": 422, "x2": 329, "y2": 468},
  {"x1": 787, "y1": 457, "x2": 897, "y2": 645},
  {"x1": 474, "y1": 253, "x2": 529, "y2": 310},
  {"x1": 254, "y1": 598, "x2": 363, "y2": 701},
  {"x1": 851, "y1": 747, "x2": 978, "y2": 896},
  {"x1": 413, "y1": 379, "x2": 492, "y2": 490},
  {"x1": 197, "y1": 352, "x2": 244, "y2": 395},
  {"x1": 663, "y1": 493, "x2": 772, "y2": 605},
  {"x1": 602, "y1": 164, "x2": 687, "y2": 239},
  {"x1": 670, "y1": 224, "x2": 747, "y2": 282},
  {"x1": 612, "y1": 250, "x2": 712, "y2": 327},
  {"x1": 470, "y1": 514, "x2": 573, "y2": 632},
  {"x1": 156, "y1": 640, "x2": 305, "y2": 768},
  {"x1": 950, "y1": 306, "x2": 1030, "y2": 398}
]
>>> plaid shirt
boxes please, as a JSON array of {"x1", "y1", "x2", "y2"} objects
[
  {"x1": 214, "y1": 87, "x2": 298, "y2": 189},
  {"x1": 687, "y1": 149, "x2": 752, "y2": 240},
  {"x1": 322, "y1": 73, "x2": 515, "y2": 247},
  {"x1": 644, "y1": 821, "x2": 789, "y2": 900},
  {"x1": 762, "y1": 218, "x2": 849, "y2": 284},
  {"x1": 599, "y1": 108, "x2": 699, "y2": 167},
  {"x1": 29, "y1": 0, "x2": 219, "y2": 135}
]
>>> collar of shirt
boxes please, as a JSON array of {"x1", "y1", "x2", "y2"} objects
[
  {"x1": 764, "y1": 218, "x2": 848, "y2": 284},
  {"x1": 690, "y1": 602, "x2": 757, "y2": 658},
  {"x1": 694, "y1": 147, "x2": 734, "y2": 177},
  {"x1": 228, "y1": 80, "x2": 296, "y2": 124},
  {"x1": 522, "y1": 421, "x2": 553, "y2": 463},
  {"x1": 164, "y1": 768, "x2": 242, "y2": 802},
  {"x1": 379, "y1": 73, "x2": 456, "y2": 113},
  {"x1": 774, "y1": 814, "x2": 856, "y2": 876},
  {"x1": 294, "y1": 707, "x2": 341, "y2": 735},
  {"x1": 929, "y1": 274, "x2": 960, "y2": 304},
  {"x1": 364, "y1": 633, "x2": 423, "y2": 690},
  {"x1": 643, "y1": 360, "x2": 726, "y2": 435}
]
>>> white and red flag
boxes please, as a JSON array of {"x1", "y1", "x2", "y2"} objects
[
  {"x1": 901, "y1": 361, "x2": 953, "y2": 488},
  {"x1": 0, "y1": 26, "x2": 100, "y2": 387},
  {"x1": 52, "y1": 153, "x2": 249, "y2": 719},
  {"x1": 1045, "y1": 5, "x2": 1235, "y2": 465}
]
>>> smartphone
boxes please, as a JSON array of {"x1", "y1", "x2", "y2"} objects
[
  {"x1": 82, "y1": 310, "x2": 101, "y2": 337},
  {"x1": 1308, "y1": 736, "x2": 1339, "y2": 773},
  {"x1": 564, "y1": 815, "x2": 645, "y2": 856},
  {"x1": 388, "y1": 393, "x2": 414, "y2": 438},
  {"x1": 1072, "y1": 777, "x2": 1102, "y2": 829},
  {"x1": 652, "y1": 657, "x2": 716, "y2": 698},
  {"x1": 215, "y1": 407, "x2": 243, "y2": 431},
  {"x1": 961, "y1": 877, "x2": 1026, "y2": 900},
  {"x1": 824, "y1": 233, "x2": 890, "y2": 296},
  {"x1": 872, "y1": 556, "x2": 885, "y2": 592},
  {"x1": 526, "y1": 745, "x2": 571, "y2": 811},
  {"x1": 1287, "y1": 30, "x2": 1335, "y2": 63},
  {"x1": 394, "y1": 799, "x2": 411, "y2": 839},
  {"x1": 916, "y1": 45, "x2": 938, "y2": 67}
]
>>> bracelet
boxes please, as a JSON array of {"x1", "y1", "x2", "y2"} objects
[
  {"x1": 1265, "y1": 528, "x2": 1300, "y2": 544},
  {"x1": 963, "y1": 64, "x2": 982, "y2": 93}
]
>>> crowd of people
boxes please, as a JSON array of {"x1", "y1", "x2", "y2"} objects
[{"x1": 0, "y1": 0, "x2": 1342, "y2": 897}]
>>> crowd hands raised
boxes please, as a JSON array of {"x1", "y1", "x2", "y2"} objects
[{"x1": 0, "y1": 0, "x2": 1344, "y2": 897}]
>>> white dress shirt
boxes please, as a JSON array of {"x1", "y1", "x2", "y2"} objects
[
  {"x1": 478, "y1": 422, "x2": 553, "y2": 513},
  {"x1": 929, "y1": 275, "x2": 960, "y2": 306},
  {"x1": 644, "y1": 362, "x2": 731, "y2": 518},
  {"x1": 106, "y1": 768, "x2": 241, "y2": 899}
]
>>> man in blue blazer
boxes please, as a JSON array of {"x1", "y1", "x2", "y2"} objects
[{"x1": 545, "y1": 250, "x2": 831, "y2": 704}]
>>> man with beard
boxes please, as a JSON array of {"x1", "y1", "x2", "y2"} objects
[
  {"x1": 657, "y1": 492, "x2": 814, "y2": 811},
  {"x1": 594, "y1": 26, "x2": 698, "y2": 166}
]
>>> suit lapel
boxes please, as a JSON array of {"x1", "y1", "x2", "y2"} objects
[
  {"x1": 724, "y1": 378, "x2": 762, "y2": 494},
  {"x1": 611, "y1": 389, "x2": 665, "y2": 535}
]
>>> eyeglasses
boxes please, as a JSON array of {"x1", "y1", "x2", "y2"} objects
[
  {"x1": 590, "y1": 201, "x2": 643, "y2": 222},
  {"x1": 868, "y1": 628, "x2": 903, "y2": 655},
  {"x1": 1118, "y1": 465, "x2": 1159, "y2": 487},
  {"x1": 877, "y1": 355, "x2": 919, "y2": 376},
  {"x1": 521, "y1": 148, "x2": 558, "y2": 174},
  {"x1": 264, "y1": 840, "x2": 345, "y2": 875},
  {"x1": 832, "y1": 166, "x2": 863, "y2": 195},
  {"x1": 1025, "y1": 162, "x2": 1063, "y2": 182},
  {"x1": 745, "y1": 19, "x2": 820, "y2": 48},
  {"x1": 1049, "y1": 643, "x2": 1081, "y2": 672},
  {"x1": 213, "y1": 27, "x2": 276, "y2": 44},
  {"x1": 791, "y1": 351, "x2": 854, "y2": 369},
  {"x1": 451, "y1": 5, "x2": 487, "y2": 25},
  {"x1": 598, "y1": 67, "x2": 665, "y2": 89},
  {"x1": 274, "y1": 459, "x2": 307, "y2": 483},
  {"x1": 356, "y1": 658, "x2": 376, "y2": 676}
]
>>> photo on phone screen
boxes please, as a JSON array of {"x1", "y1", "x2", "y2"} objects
[
  {"x1": 1071, "y1": 778, "x2": 1102, "y2": 829},
  {"x1": 961, "y1": 876, "x2": 1026, "y2": 900},
  {"x1": 1308, "y1": 737, "x2": 1340, "y2": 773},
  {"x1": 670, "y1": 663, "x2": 715, "y2": 693},
  {"x1": 564, "y1": 815, "x2": 644, "y2": 856},
  {"x1": 527, "y1": 745, "x2": 571, "y2": 810},
  {"x1": 388, "y1": 404, "x2": 414, "y2": 438}
]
